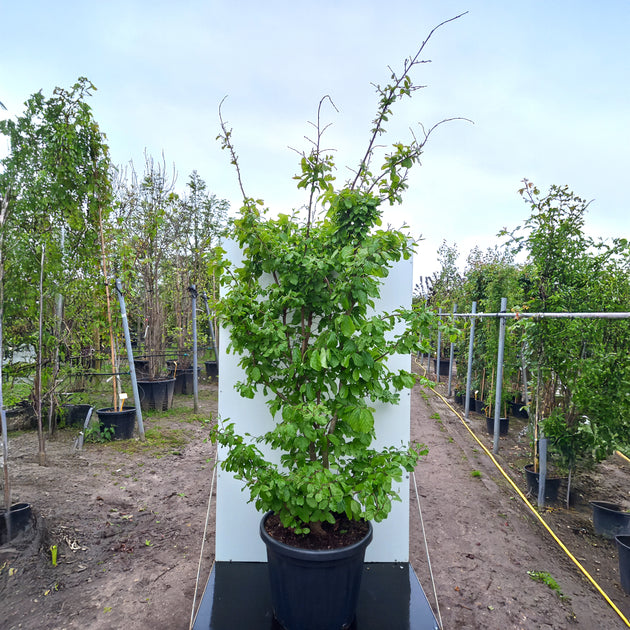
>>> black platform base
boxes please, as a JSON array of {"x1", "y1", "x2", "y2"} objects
[{"x1": 192, "y1": 561, "x2": 440, "y2": 630}]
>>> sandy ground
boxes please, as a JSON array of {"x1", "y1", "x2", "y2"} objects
[{"x1": 1, "y1": 364, "x2": 629, "y2": 629}]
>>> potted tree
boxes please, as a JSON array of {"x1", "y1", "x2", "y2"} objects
[
  {"x1": 114, "y1": 155, "x2": 180, "y2": 411},
  {"x1": 210, "y1": 24, "x2": 462, "y2": 630}
]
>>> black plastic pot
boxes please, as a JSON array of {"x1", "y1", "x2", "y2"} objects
[
  {"x1": 137, "y1": 378, "x2": 175, "y2": 411},
  {"x1": 474, "y1": 399, "x2": 487, "y2": 415},
  {"x1": 96, "y1": 407, "x2": 136, "y2": 440},
  {"x1": 615, "y1": 535, "x2": 630, "y2": 594},
  {"x1": 205, "y1": 360, "x2": 218, "y2": 379},
  {"x1": 0, "y1": 502, "x2": 33, "y2": 544},
  {"x1": 168, "y1": 367, "x2": 201, "y2": 395},
  {"x1": 509, "y1": 401, "x2": 529, "y2": 419},
  {"x1": 524, "y1": 464, "x2": 562, "y2": 501},
  {"x1": 453, "y1": 393, "x2": 463, "y2": 405},
  {"x1": 260, "y1": 513, "x2": 373, "y2": 630},
  {"x1": 485, "y1": 416, "x2": 509, "y2": 436},
  {"x1": 432, "y1": 358, "x2": 450, "y2": 376},
  {"x1": 60, "y1": 403, "x2": 92, "y2": 427},
  {"x1": 2, "y1": 404, "x2": 36, "y2": 432},
  {"x1": 590, "y1": 501, "x2": 630, "y2": 539}
]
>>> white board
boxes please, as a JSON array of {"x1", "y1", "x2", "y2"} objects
[{"x1": 215, "y1": 240, "x2": 413, "y2": 562}]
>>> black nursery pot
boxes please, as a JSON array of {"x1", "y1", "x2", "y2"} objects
[
  {"x1": 260, "y1": 513, "x2": 373, "y2": 630},
  {"x1": 432, "y1": 358, "x2": 450, "y2": 376},
  {"x1": 205, "y1": 360, "x2": 218, "y2": 379},
  {"x1": 60, "y1": 403, "x2": 92, "y2": 427},
  {"x1": 474, "y1": 399, "x2": 487, "y2": 415},
  {"x1": 167, "y1": 367, "x2": 201, "y2": 395},
  {"x1": 524, "y1": 464, "x2": 562, "y2": 501},
  {"x1": 616, "y1": 535, "x2": 630, "y2": 594},
  {"x1": 0, "y1": 502, "x2": 33, "y2": 544},
  {"x1": 96, "y1": 407, "x2": 136, "y2": 440},
  {"x1": 485, "y1": 416, "x2": 509, "y2": 436},
  {"x1": 137, "y1": 378, "x2": 175, "y2": 411},
  {"x1": 590, "y1": 501, "x2": 630, "y2": 539}
]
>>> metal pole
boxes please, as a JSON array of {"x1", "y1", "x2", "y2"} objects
[
  {"x1": 538, "y1": 435, "x2": 548, "y2": 508},
  {"x1": 0, "y1": 306, "x2": 11, "y2": 523},
  {"x1": 493, "y1": 297, "x2": 508, "y2": 454},
  {"x1": 115, "y1": 279, "x2": 145, "y2": 440},
  {"x1": 436, "y1": 307, "x2": 443, "y2": 383},
  {"x1": 453, "y1": 311, "x2": 630, "y2": 320},
  {"x1": 447, "y1": 304, "x2": 457, "y2": 396},
  {"x1": 520, "y1": 342, "x2": 530, "y2": 413},
  {"x1": 464, "y1": 301, "x2": 477, "y2": 422},
  {"x1": 189, "y1": 285, "x2": 199, "y2": 414}
]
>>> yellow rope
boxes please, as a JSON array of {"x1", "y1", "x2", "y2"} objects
[
  {"x1": 415, "y1": 359, "x2": 630, "y2": 627},
  {"x1": 616, "y1": 450, "x2": 630, "y2": 465}
]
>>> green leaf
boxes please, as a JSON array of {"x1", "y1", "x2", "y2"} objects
[{"x1": 341, "y1": 314, "x2": 355, "y2": 336}]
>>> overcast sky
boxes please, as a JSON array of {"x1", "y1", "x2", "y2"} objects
[{"x1": 2, "y1": 1, "x2": 629, "y2": 282}]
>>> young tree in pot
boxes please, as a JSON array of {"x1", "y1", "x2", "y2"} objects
[{"x1": 210, "y1": 21, "x2": 462, "y2": 629}]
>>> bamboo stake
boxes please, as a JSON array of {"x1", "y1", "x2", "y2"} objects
[{"x1": 36, "y1": 245, "x2": 46, "y2": 466}]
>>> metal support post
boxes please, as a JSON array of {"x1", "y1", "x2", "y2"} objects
[
  {"x1": 464, "y1": 301, "x2": 477, "y2": 421},
  {"x1": 115, "y1": 279, "x2": 145, "y2": 440}
]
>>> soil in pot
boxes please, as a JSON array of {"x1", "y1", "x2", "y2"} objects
[
  {"x1": 590, "y1": 501, "x2": 630, "y2": 539},
  {"x1": 524, "y1": 464, "x2": 563, "y2": 501},
  {"x1": 260, "y1": 512, "x2": 372, "y2": 630},
  {"x1": 0, "y1": 502, "x2": 33, "y2": 544},
  {"x1": 616, "y1": 535, "x2": 630, "y2": 594},
  {"x1": 96, "y1": 407, "x2": 136, "y2": 440},
  {"x1": 486, "y1": 416, "x2": 509, "y2": 436},
  {"x1": 137, "y1": 378, "x2": 175, "y2": 411}
]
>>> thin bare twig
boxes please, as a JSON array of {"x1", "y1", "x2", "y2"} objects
[{"x1": 218, "y1": 96, "x2": 248, "y2": 201}]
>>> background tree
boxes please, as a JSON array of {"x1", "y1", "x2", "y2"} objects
[
  {"x1": 0, "y1": 77, "x2": 112, "y2": 449},
  {"x1": 504, "y1": 180, "x2": 630, "y2": 478}
]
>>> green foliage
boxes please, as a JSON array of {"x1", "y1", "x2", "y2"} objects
[
  {"x1": 0, "y1": 77, "x2": 113, "y2": 430},
  {"x1": 112, "y1": 157, "x2": 229, "y2": 376},
  {"x1": 503, "y1": 180, "x2": 630, "y2": 468},
  {"x1": 1, "y1": 380, "x2": 32, "y2": 408},
  {"x1": 84, "y1": 422, "x2": 115, "y2": 443},
  {"x1": 527, "y1": 570, "x2": 570, "y2": 601},
  {"x1": 211, "y1": 31, "x2": 465, "y2": 534}
]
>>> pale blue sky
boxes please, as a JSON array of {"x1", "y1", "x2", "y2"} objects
[{"x1": 2, "y1": 1, "x2": 629, "y2": 280}]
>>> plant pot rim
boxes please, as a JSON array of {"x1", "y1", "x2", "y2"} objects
[
  {"x1": 260, "y1": 512, "x2": 373, "y2": 562},
  {"x1": 0, "y1": 501, "x2": 31, "y2": 512},
  {"x1": 590, "y1": 500, "x2": 627, "y2": 514},
  {"x1": 136, "y1": 377, "x2": 176, "y2": 383},
  {"x1": 96, "y1": 407, "x2": 136, "y2": 414},
  {"x1": 524, "y1": 463, "x2": 563, "y2": 480}
]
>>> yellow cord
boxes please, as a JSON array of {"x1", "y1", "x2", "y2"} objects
[
  {"x1": 616, "y1": 450, "x2": 630, "y2": 465},
  {"x1": 415, "y1": 359, "x2": 630, "y2": 627}
]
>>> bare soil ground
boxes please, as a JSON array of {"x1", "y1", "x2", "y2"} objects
[
  {"x1": 1, "y1": 364, "x2": 629, "y2": 629},
  {"x1": 410, "y1": 359, "x2": 630, "y2": 629}
]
